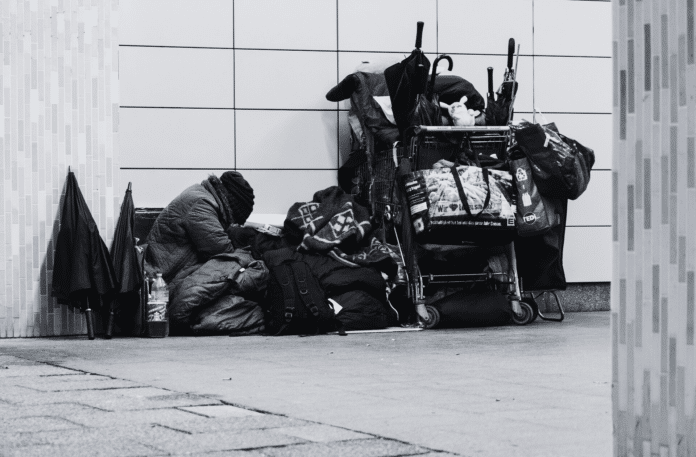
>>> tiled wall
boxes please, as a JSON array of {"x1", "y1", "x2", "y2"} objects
[
  {"x1": 0, "y1": 0, "x2": 611, "y2": 338},
  {"x1": 613, "y1": 0, "x2": 696, "y2": 455},
  {"x1": 0, "y1": 0, "x2": 119, "y2": 338},
  {"x1": 119, "y1": 0, "x2": 613, "y2": 284}
]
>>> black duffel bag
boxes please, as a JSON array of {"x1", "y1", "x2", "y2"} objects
[{"x1": 513, "y1": 122, "x2": 595, "y2": 200}]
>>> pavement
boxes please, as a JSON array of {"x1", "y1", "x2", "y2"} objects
[{"x1": 0, "y1": 311, "x2": 612, "y2": 457}]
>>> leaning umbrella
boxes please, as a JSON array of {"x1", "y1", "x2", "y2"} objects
[
  {"x1": 106, "y1": 182, "x2": 143, "y2": 338},
  {"x1": 485, "y1": 38, "x2": 519, "y2": 126},
  {"x1": 51, "y1": 168, "x2": 118, "y2": 339},
  {"x1": 384, "y1": 21, "x2": 431, "y2": 140}
]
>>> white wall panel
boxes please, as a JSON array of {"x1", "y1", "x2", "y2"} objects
[
  {"x1": 534, "y1": 0, "x2": 612, "y2": 57},
  {"x1": 236, "y1": 110, "x2": 338, "y2": 169},
  {"x1": 566, "y1": 170, "x2": 611, "y2": 227},
  {"x1": 534, "y1": 56, "x2": 612, "y2": 113},
  {"x1": 235, "y1": 50, "x2": 336, "y2": 109},
  {"x1": 123, "y1": 169, "x2": 338, "y2": 214},
  {"x1": 563, "y1": 226, "x2": 612, "y2": 282},
  {"x1": 119, "y1": 0, "x2": 234, "y2": 47},
  {"x1": 235, "y1": 0, "x2": 336, "y2": 50},
  {"x1": 438, "y1": 0, "x2": 533, "y2": 56},
  {"x1": 338, "y1": 0, "x2": 437, "y2": 53},
  {"x1": 239, "y1": 170, "x2": 339, "y2": 215},
  {"x1": 119, "y1": 109, "x2": 235, "y2": 169},
  {"x1": 536, "y1": 113, "x2": 612, "y2": 170},
  {"x1": 121, "y1": 170, "x2": 217, "y2": 209},
  {"x1": 120, "y1": 47, "x2": 235, "y2": 108},
  {"x1": 337, "y1": 52, "x2": 405, "y2": 80},
  {"x1": 449, "y1": 54, "x2": 534, "y2": 113}
]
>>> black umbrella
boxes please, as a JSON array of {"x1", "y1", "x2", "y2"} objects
[
  {"x1": 52, "y1": 168, "x2": 118, "y2": 339},
  {"x1": 485, "y1": 38, "x2": 519, "y2": 126},
  {"x1": 402, "y1": 54, "x2": 453, "y2": 142},
  {"x1": 105, "y1": 182, "x2": 143, "y2": 338},
  {"x1": 384, "y1": 21, "x2": 431, "y2": 140}
]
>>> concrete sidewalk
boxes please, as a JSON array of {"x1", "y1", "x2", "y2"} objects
[{"x1": 0, "y1": 312, "x2": 611, "y2": 457}]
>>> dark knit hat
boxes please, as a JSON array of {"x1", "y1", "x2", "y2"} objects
[{"x1": 219, "y1": 171, "x2": 255, "y2": 224}]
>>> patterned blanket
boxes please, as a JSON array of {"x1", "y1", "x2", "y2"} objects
[
  {"x1": 285, "y1": 186, "x2": 372, "y2": 253},
  {"x1": 285, "y1": 187, "x2": 401, "y2": 274}
]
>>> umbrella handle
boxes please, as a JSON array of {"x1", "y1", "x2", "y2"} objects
[
  {"x1": 84, "y1": 300, "x2": 95, "y2": 340},
  {"x1": 487, "y1": 67, "x2": 494, "y2": 96},
  {"x1": 507, "y1": 38, "x2": 515, "y2": 71},
  {"x1": 428, "y1": 55, "x2": 453, "y2": 97},
  {"x1": 415, "y1": 21, "x2": 424, "y2": 49}
]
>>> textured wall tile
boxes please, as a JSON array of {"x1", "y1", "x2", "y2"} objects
[
  {"x1": 0, "y1": 1, "x2": 118, "y2": 337},
  {"x1": 614, "y1": 0, "x2": 696, "y2": 453}
]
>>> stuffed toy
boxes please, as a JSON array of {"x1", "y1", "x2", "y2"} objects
[{"x1": 439, "y1": 95, "x2": 481, "y2": 126}]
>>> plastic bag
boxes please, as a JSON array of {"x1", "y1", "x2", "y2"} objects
[
  {"x1": 403, "y1": 165, "x2": 516, "y2": 245},
  {"x1": 510, "y1": 157, "x2": 560, "y2": 237},
  {"x1": 513, "y1": 121, "x2": 595, "y2": 200}
]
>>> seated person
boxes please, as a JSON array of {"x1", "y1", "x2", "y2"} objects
[{"x1": 145, "y1": 171, "x2": 267, "y2": 335}]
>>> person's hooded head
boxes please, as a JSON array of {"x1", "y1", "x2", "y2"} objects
[{"x1": 219, "y1": 171, "x2": 255, "y2": 225}]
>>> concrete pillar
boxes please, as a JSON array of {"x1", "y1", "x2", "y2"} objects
[{"x1": 613, "y1": 0, "x2": 696, "y2": 455}]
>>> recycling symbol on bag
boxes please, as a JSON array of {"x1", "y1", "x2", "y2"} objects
[{"x1": 516, "y1": 167, "x2": 528, "y2": 182}]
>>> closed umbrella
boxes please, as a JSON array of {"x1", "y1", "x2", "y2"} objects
[
  {"x1": 52, "y1": 168, "x2": 118, "y2": 339},
  {"x1": 485, "y1": 38, "x2": 519, "y2": 126},
  {"x1": 105, "y1": 182, "x2": 143, "y2": 338},
  {"x1": 384, "y1": 21, "x2": 431, "y2": 140}
]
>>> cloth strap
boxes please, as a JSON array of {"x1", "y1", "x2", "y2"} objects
[{"x1": 450, "y1": 166, "x2": 491, "y2": 219}]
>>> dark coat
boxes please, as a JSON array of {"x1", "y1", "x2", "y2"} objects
[{"x1": 145, "y1": 180, "x2": 235, "y2": 287}]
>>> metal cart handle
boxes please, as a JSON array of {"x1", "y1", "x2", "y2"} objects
[{"x1": 413, "y1": 125, "x2": 510, "y2": 135}]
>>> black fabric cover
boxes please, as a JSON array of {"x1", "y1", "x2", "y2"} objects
[
  {"x1": 514, "y1": 197, "x2": 568, "y2": 291},
  {"x1": 262, "y1": 248, "x2": 340, "y2": 335},
  {"x1": 431, "y1": 74, "x2": 485, "y2": 112},
  {"x1": 191, "y1": 295, "x2": 265, "y2": 336},
  {"x1": 431, "y1": 289, "x2": 511, "y2": 327},
  {"x1": 513, "y1": 123, "x2": 595, "y2": 201},
  {"x1": 384, "y1": 49, "x2": 431, "y2": 140},
  {"x1": 262, "y1": 250, "x2": 392, "y2": 331},
  {"x1": 331, "y1": 290, "x2": 389, "y2": 331},
  {"x1": 52, "y1": 171, "x2": 118, "y2": 309}
]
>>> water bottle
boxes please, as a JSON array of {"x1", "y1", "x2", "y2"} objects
[{"x1": 147, "y1": 273, "x2": 169, "y2": 338}]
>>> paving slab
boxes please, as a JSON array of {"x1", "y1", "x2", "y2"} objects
[
  {"x1": 271, "y1": 424, "x2": 373, "y2": 442},
  {"x1": 145, "y1": 429, "x2": 306, "y2": 454},
  {"x1": 256, "y1": 438, "x2": 430, "y2": 457},
  {"x1": 154, "y1": 413, "x2": 312, "y2": 434}
]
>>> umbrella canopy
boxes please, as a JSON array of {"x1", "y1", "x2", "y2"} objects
[
  {"x1": 110, "y1": 183, "x2": 142, "y2": 295},
  {"x1": 485, "y1": 39, "x2": 519, "y2": 126},
  {"x1": 52, "y1": 169, "x2": 118, "y2": 310},
  {"x1": 384, "y1": 22, "x2": 431, "y2": 140}
]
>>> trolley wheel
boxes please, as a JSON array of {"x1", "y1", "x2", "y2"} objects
[
  {"x1": 423, "y1": 305, "x2": 441, "y2": 329},
  {"x1": 526, "y1": 299, "x2": 539, "y2": 324},
  {"x1": 511, "y1": 301, "x2": 535, "y2": 326}
]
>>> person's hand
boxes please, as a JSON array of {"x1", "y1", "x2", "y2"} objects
[{"x1": 226, "y1": 224, "x2": 258, "y2": 250}]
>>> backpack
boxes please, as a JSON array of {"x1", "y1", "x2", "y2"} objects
[{"x1": 262, "y1": 248, "x2": 341, "y2": 336}]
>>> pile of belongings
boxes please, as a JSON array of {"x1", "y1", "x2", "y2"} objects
[{"x1": 170, "y1": 186, "x2": 404, "y2": 336}]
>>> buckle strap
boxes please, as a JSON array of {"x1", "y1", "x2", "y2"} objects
[{"x1": 289, "y1": 262, "x2": 321, "y2": 317}]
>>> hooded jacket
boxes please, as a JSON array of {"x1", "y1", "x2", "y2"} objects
[{"x1": 145, "y1": 180, "x2": 235, "y2": 287}]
